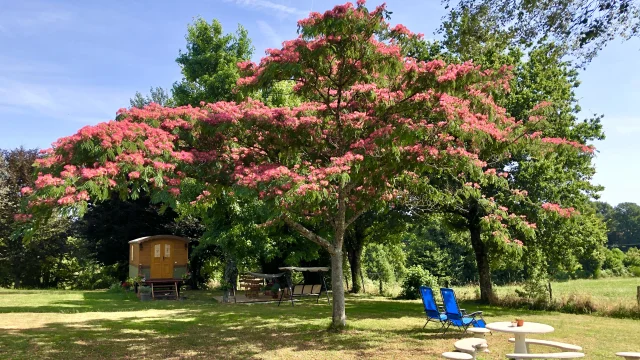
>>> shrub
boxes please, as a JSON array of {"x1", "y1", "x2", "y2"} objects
[
  {"x1": 629, "y1": 266, "x2": 640, "y2": 277},
  {"x1": 138, "y1": 286, "x2": 152, "y2": 294},
  {"x1": 397, "y1": 265, "x2": 438, "y2": 300},
  {"x1": 107, "y1": 282, "x2": 127, "y2": 293},
  {"x1": 515, "y1": 279, "x2": 550, "y2": 301},
  {"x1": 65, "y1": 262, "x2": 118, "y2": 290}
]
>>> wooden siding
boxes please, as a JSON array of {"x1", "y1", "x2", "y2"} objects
[{"x1": 133, "y1": 237, "x2": 188, "y2": 280}]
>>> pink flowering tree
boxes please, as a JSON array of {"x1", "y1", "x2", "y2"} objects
[
  {"x1": 399, "y1": 100, "x2": 594, "y2": 302},
  {"x1": 19, "y1": 1, "x2": 591, "y2": 328}
]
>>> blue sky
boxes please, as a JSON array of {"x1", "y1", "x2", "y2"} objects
[{"x1": 0, "y1": 0, "x2": 638, "y2": 205}]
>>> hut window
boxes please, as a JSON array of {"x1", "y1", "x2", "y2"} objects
[
  {"x1": 154, "y1": 244, "x2": 161, "y2": 257},
  {"x1": 164, "y1": 244, "x2": 171, "y2": 257},
  {"x1": 130, "y1": 245, "x2": 133, "y2": 261}
]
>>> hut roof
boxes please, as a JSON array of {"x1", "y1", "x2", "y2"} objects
[{"x1": 128, "y1": 235, "x2": 190, "y2": 244}]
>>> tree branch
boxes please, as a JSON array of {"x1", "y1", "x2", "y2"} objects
[
  {"x1": 283, "y1": 215, "x2": 335, "y2": 255},
  {"x1": 346, "y1": 203, "x2": 371, "y2": 228}
]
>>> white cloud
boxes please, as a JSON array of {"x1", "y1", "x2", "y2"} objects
[
  {"x1": 257, "y1": 20, "x2": 283, "y2": 47},
  {"x1": 225, "y1": 0, "x2": 308, "y2": 17}
]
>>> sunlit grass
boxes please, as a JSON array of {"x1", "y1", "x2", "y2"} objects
[{"x1": 0, "y1": 285, "x2": 638, "y2": 359}]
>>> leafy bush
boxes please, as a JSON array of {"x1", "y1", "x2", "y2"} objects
[
  {"x1": 397, "y1": 265, "x2": 438, "y2": 300},
  {"x1": 624, "y1": 248, "x2": 640, "y2": 267},
  {"x1": 107, "y1": 282, "x2": 127, "y2": 293},
  {"x1": 629, "y1": 266, "x2": 640, "y2": 277},
  {"x1": 66, "y1": 262, "x2": 118, "y2": 290},
  {"x1": 602, "y1": 248, "x2": 627, "y2": 276},
  {"x1": 139, "y1": 286, "x2": 152, "y2": 294},
  {"x1": 515, "y1": 279, "x2": 550, "y2": 301}
]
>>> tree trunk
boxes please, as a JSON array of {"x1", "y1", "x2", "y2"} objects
[
  {"x1": 469, "y1": 223, "x2": 493, "y2": 303},
  {"x1": 223, "y1": 255, "x2": 238, "y2": 292},
  {"x1": 330, "y1": 250, "x2": 346, "y2": 329},
  {"x1": 346, "y1": 240, "x2": 364, "y2": 293}
]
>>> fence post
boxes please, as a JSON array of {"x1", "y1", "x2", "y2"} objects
[{"x1": 637, "y1": 286, "x2": 640, "y2": 307}]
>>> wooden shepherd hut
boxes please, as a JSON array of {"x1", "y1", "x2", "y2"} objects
[{"x1": 128, "y1": 235, "x2": 189, "y2": 281}]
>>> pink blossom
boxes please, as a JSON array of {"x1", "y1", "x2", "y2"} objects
[
  {"x1": 76, "y1": 191, "x2": 90, "y2": 201},
  {"x1": 57, "y1": 195, "x2": 76, "y2": 205},
  {"x1": 14, "y1": 213, "x2": 32, "y2": 222},
  {"x1": 541, "y1": 202, "x2": 579, "y2": 218}
]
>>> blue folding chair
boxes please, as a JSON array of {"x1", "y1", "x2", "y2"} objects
[
  {"x1": 440, "y1": 287, "x2": 487, "y2": 334},
  {"x1": 419, "y1": 286, "x2": 447, "y2": 330}
]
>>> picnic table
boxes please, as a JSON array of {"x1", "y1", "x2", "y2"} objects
[
  {"x1": 486, "y1": 321, "x2": 554, "y2": 354},
  {"x1": 239, "y1": 275, "x2": 263, "y2": 298}
]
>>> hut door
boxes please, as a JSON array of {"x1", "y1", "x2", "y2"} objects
[
  {"x1": 151, "y1": 242, "x2": 174, "y2": 279},
  {"x1": 161, "y1": 243, "x2": 173, "y2": 278},
  {"x1": 151, "y1": 243, "x2": 163, "y2": 278}
]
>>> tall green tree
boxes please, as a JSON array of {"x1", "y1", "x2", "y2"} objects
[
  {"x1": 597, "y1": 202, "x2": 640, "y2": 247},
  {"x1": 172, "y1": 18, "x2": 253, "y2": 106}
]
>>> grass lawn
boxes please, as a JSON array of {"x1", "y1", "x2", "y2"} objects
[{"x1": 1, "y1": 288, "x2": 639, "y2": 359}]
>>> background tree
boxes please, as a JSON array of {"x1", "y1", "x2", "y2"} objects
[
  {"x1": 172, "y1": 18, "x2": 253, "y2": 106},
  {"x1": 597, "y1": 202, "x2": 640, "y2": 247},
  {"x1": 444, "y1": 0, "x2": 640, "y2": 64},
  {"x1": 130, "y1": 87, "x2": 175, "y2": 108},
  {"x1": 344, "y1": 206, "x2": 406, "y2": 294},
  {"x1": 403, "y1": 217, "x2": 477, "y2": 285},
  {"x1": 407, "y1": 8, "x2": 608, "y2": 302}
]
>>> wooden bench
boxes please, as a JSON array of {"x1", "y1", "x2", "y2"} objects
[
  {"x1": 505, "y1": 352, "x2": 584, "y2": 359},
  {"x1": 442, "y1": 352, "x2": 473, "y2": 359},
  {"x1": 453, "y1": 338, "x2": 488, "y2": 359},
  {"x1": 239, "y1": 275, "x2": 263, "y2": 298},
  {"x1": 508, "y1": 338, "x2": 582, "y2": 352},
  {"x1": 616, "y1": 352, "x2": 640, "y2": 360}
]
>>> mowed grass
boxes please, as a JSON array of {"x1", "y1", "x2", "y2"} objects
[
  {"x1": 1, "y1": 286, "x2": 639, "y2": 359},
  {"x1": 453, "y1": 277, "x2": 640, "y2": 307}
]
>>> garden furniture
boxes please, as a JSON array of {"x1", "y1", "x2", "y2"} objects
[
  {"x1": 453, "y1": 338, "x2": 489, "y2": 359},
  {"x1": 420, "y1": 286, "x2": 447, "y2": 330},
  {"x1": 486, "y1": 321, "x2": 554, "y2": 355},
  {"x1": 616, "y1": 352, "x2": 640, "y2": 360},
  {"x1": 467, "y1": 327, "x2": 491, "y2": 338},
  {"x1": 507, "y1": 338, "x2": 582, "y2": 352},
  {"x1": 505, "y1": 352, "x2": 584, "y2": 359},
  {"x1": 441, "y1": 288, "x2": 487, "y2": 333}
]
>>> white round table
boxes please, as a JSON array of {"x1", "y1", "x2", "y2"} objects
[{"x1": 486, "y1": 321, "x2": 554, "y2": 355}]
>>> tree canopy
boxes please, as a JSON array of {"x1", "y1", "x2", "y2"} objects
[
  {"x1": 17, "y1": 1, "x2": 596, "y2": 328},
  {"x1": 172, "y1": 18, "x2": 253, "y2": 106},
  {"x1": 443, "y1": 0, "x2": 640, "y2": 64}
]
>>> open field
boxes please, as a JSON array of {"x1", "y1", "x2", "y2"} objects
[
  {"x1": 1, "y1": 286, "x2": 639, "y2": 359},
  {"x1": 453, "y1": 277, "x2": 640, "y2": 308}
]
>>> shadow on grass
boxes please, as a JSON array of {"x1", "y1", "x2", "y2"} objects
[
  {"x1": 0, "y1": 291, "x2": 505, "y2": 359},
  {"x1": 0, "y1": 289, "x2": 561, "y2": 360}
]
